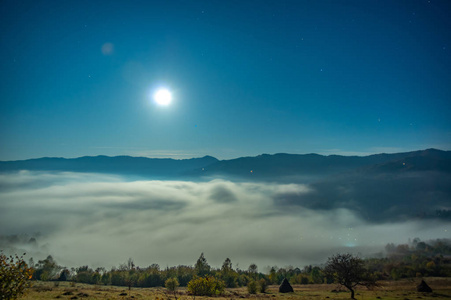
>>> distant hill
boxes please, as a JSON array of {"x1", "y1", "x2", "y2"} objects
[
  {"x1": 0, "y1": 155, "x2": 219, "y2": 179},
  {"x1": 363, "y1": 148, "x2": 451, "y2": 173},
  {"x1": 1, "y1": 149, "x2": 450, "y2": 180},
  {"x1": 193, "y1": 148, "x2": 451, "y2": 181}
]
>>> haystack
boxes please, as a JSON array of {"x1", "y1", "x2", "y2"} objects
[
  {"x1": 417, "y1": 280, "x2": 432, "y2": 293},
  {"x1": 279, "y1": 278, "x2": 294, "y2": 293}
]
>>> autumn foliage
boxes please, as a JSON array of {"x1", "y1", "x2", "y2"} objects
[
  {"x1": 0, "y1": 252, "x2": 34, "y2": 300},
  {"x1": 187, "y1": 276, "x2": 225, "y2": 297}
]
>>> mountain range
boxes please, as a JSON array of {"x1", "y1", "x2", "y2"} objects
[
  {"x1": 1, "y1": 149, "x2": 450, "y2": 222},
  {"x1": 1, "y1": 148, "x2": 450, "y2": 180}
]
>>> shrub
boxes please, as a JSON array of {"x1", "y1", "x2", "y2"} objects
[
  {"x1": 165, "y1": 277, "x2": 180, "y2": 300},
  {"x1": 0, "y1": 252, "x2": 34, "y2": 300},
  {"x1": 247, "y1": 280, "x2": 257, "y2": 294},
  {"x1": 259, "y1": 278, "x2": 268, "y2": 293},
  {"x1": 187, "y1": 276, "x2": 225, "y2": 297},
  {"x1": 301, "y1": 276, "x2": 310, "y2": 284}
]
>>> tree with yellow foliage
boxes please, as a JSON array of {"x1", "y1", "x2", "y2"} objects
[{"x1": 0, "y1": 252, "x2": 34, "y2": 300}]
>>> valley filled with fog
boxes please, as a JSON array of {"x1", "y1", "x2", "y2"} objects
[{"x1": 1, "y1": 168, "x2": 449, "y2": 270}]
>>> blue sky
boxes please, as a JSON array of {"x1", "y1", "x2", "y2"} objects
[{"x1": 1, "y1": 0, "x2": 450, "y2": 160}]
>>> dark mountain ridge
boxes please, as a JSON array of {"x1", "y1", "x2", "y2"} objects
[
  {"x1": 1, "y1": 149, "x2": 450, "y2": 180},
  {"x1": 194, "y1": 148, "x2": 451, "y2": 180},
  {"x1": 0, "y1": 155, "x2": 219, "y2": 179},
  {"x1": 363, "y1": 148, "x2": 451, "y2": 173}
]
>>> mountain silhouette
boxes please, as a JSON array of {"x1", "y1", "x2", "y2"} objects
[
  {"x1": 0, "y1": 155, "x2": 218, "y2": 179},
  {"x1": 192, "y1": 148, "x2": 451, "y2": 181},
  {"x1": 1, "y1": 149, "x2": 450, "y2": 180},
  {"x1": 1, "y1": 149, "x2": 450, "y2": 222}
]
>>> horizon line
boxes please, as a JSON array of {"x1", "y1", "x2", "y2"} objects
[{"x1": 0, "y1": 147, "x2": 448, "y2": 162}]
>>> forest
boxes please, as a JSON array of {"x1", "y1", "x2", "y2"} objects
[{"x1": 23, "y1": 238, "x2": 451, "y2": 288}]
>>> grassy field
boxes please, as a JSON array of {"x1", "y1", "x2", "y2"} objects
[{"x1": 19, "y1": 278, "x2": 451, "y2": 300}]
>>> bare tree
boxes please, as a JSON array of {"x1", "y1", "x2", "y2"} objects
[{"x1": 324, "y1": 253, "x2": 377, "y2": 299}]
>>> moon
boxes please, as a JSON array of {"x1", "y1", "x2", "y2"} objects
[{"x1": 153, "y1": 88, "x2": 172, "y2": 106}]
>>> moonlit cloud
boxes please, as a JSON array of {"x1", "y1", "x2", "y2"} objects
[{"x1": 0, "y1": 171, "x2": 449, "y2": 269}]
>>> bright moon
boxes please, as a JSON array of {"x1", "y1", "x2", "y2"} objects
[{"x1": 153, "y1": 89, "x2": 172, "y2": 106}]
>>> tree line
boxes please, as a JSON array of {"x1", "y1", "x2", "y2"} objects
[
  {"x1": 26, "y1": 238, "x2": 451, "y2": 288},
  {"x1": 2, "y1": 238, "x2": 451, "y2": 300}
]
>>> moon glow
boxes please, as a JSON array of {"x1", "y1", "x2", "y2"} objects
[{"x1": 153, "y1": 88, "x2": 172, "y2": 106}]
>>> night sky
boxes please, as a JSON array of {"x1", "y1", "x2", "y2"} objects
[{"x1": 1, "y1": 0, "x2": 450, "y2": 160}]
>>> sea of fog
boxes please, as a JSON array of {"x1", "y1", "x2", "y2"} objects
[{"x1": 0, "y1": 171, "x2": 449, "y2": 270}]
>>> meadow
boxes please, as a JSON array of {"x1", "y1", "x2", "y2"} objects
[{"x1": 19, "y1": 278, "x2": 451, "y2": 300}]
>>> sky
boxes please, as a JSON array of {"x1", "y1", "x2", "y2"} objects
[
  {"x1": 1, "y1": 0, "x2": 451, "y2": 270},
  {"x1": 1, "y1": 0, "x2": 450, "y2": 160}
]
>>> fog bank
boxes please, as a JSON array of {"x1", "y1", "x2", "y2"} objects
[{"x1": 1, "y1": 171, "x2": 449, "y2": 269}]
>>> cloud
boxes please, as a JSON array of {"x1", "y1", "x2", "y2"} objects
[{"x1": 0, "y1": 171, "x2": 449, "y2": 270}]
